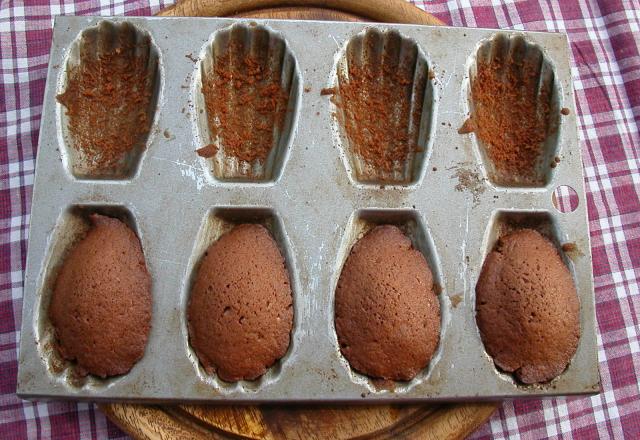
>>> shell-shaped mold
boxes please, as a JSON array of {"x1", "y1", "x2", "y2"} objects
[
  {"x1": 332, "y1": 209, "x2": 447, "y2": 393},
  {"x1": 467, "y1": 34, "x2": 560, "y2": 187},
  {"x1": 333, "y1": 29, "x2": 435, "y2": 185},
  {"x1": 182, "y1": 207, "x2": 297, "y2": 392},
  {"x1": 34, "y1": 205, "x2": 144, "y2": 390},
  {"x1": 57, "y1": 21, "x2": 161, "y2": 180},
  {"x1": 476, "y1": 210, "x2": 580, "y2": 385},
  {"x1": 194, "y1": 24, "x2": 300, "y2": 182}
]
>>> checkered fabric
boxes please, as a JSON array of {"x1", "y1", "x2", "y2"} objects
[{"x1": 1, "y1": 0, "x2": 638, "y2": 438}]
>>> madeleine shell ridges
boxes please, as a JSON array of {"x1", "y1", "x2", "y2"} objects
[
  {"x1": 469, "y1": 33, "x2": 560, "y2": 187},
  {"x1": 335, "y1": 29, "x2": 434, "y2": 184},
  {"x1": 57, "y1": 21, "x2": 160, "y2": 179},
  {"x1": 198, "y1": 24, "x2": 298, "y2": 182}
]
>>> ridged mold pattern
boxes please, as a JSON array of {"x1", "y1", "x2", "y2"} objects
[
  {"x1": 194, "y1": 24, "x2": 300, "y2": 182},
  {"x1": 56, "y1": 21, "x2": 160, "y2": 180},
  {"x1": 467, "y1": 33, "x2": 561, "y2": 187},
  {"x1": 332, "y1": 28, "x2": 435, "y2": 185}
]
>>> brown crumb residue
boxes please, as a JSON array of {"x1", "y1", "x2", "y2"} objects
[
  {"x1": 458, "y1": 117, "x2": 475, "y2": 134},
  {"x1": 185, "y1": 53, "x2": 198, "y2": 63},
  {"x1": 428, "y1": 69, "x2": 436, "y2": 80},
  {"x1": 561, "y1": 107, "x2": 570, "y2": 115},
  {"x1": 562, "y1": 242, "x2": 584, "y2": 257},
  {"x1": 320, "y1": 86, "x2": 336, "y2": 96},
  {"x1": 56, "y1": 28, "x2": 156, "y2": 173},
  {"x1": 450, "y1": 294, "x2": 463, "y2": 308},
  {"x1": 335, "y1": 34, "x2": 427, "y2": 179},
  {"x1": 370, "y1": 377, "x2": 397, "y2": 391},
  {"x1": 452, "y1": 166, "x2": 485, "y2": 203},
  {"x1": 201, "y1": 40, "x2": 289, "y2": 165},
  {"x1": 471, "y1": 53, "x2": 557, "y2": 185},
  {"x1": 163, "y1": 129, "x2": 171, "y2": 139},
  {"x1": 47, "y1": 341, "x2": 65, "y2": 374},
  {"x1": 196, "y1": 144, "x2": 218, "y2": 158},
  {"x1": 304, "y1": 86, "x2": 311, "y2": 93}
]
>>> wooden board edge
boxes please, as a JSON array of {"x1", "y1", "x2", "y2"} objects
[
  {"x1": 99, "y1": 402, "x2": 497, "y2": 440},
  {"x1": 157, "y1": 0, "x2": 445, "y2": 25}
]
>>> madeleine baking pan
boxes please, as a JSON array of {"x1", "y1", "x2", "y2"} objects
[{"x1": 18, "y1": 15, "x2": 598, "y2": 402}]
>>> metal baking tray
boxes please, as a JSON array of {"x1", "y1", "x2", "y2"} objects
[{"x1": 18, "y1": 15, "x2": 599, "y2": 403}]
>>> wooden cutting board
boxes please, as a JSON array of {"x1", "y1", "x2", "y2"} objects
[{"x1": 99, "y1": 1, "x2": 498, "y2": 438}]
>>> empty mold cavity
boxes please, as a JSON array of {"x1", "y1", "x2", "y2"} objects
[
  {"x1": 331, "y1": 28, "x2": 435, "y2": 185},
  {"x1": 34, "y1": 205, "x2": 142, "y2": 390},
  {"x1": 194, "y1": 24, "x2": 300, "y2": 182},
  {"x1": 183, "y1": 207, "x2": 297, "y2": 392},
  {"x1": 466, "y1": 33, "x2": 560, "y2": 187},
  {"x1": 56, "y1": 21, "x2": 161, "y2": 180},
  {"x1": 332, "y1": 209, "x2": 447, "y2": 393},
  {"x1": 476, "y1": 210, "x2": 579, "y2": 386}
]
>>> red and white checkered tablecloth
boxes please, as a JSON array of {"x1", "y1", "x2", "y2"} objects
[{"x1": 1, "y1": 0, "x2": 638, "y2": 438}]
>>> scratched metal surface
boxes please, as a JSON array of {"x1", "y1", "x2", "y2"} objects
[{"x1": 17, "y1": 16, "x2": 598, "y2": 403}]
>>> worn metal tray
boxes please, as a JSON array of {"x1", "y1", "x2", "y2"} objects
[{"x1": 18, "y1": 15, "x2": 598, "y2": 403}]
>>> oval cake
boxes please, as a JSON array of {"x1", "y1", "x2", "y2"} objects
[
  {"x1": 334, "y1": 225, "x2": 440, "y2": 381},
  {"x1": 188, "y1": 224, "x2": 293, "y2": 382},
  {"x1": 49, "y1": 214, "x2": 152, "y2": 378},
  {"x1": 476, "y1": 228, "x2": 580, "y2": 384}
]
